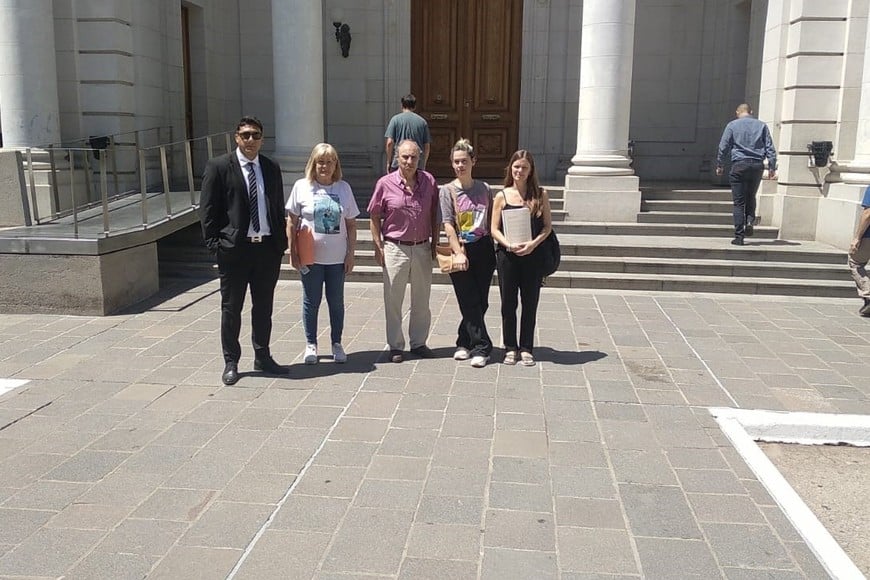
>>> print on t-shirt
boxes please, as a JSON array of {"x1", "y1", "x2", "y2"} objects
[
  {"x1": 456, "y1": 207, "x2": 486, "y2": 243},
  {"x1": 315, "y1": 194, "x2": 341, "y2": 235}
]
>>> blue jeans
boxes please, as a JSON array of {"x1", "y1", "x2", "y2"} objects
[{"x1": 301, "y1": 263, "x2": 345, "y2": 345}]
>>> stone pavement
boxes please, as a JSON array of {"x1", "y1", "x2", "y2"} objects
[{"x1": 0, "y1": 279, "x2": 868, "y2": 579}]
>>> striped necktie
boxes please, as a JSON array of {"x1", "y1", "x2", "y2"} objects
[{"x1": 246, "y1": 162, "x2": 260, "y2": 233}]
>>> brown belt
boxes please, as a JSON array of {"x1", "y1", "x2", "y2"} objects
[{"x1": 385, "y1": 237, "x2": 428, "y2": 246}]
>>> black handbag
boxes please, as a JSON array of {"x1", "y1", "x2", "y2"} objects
[{"x1": 538, "y1": 230, "x2": 560, "y2": 277}]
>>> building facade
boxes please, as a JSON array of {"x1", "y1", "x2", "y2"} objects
[{"x1": 0, "y1": 0, "x2": 867, "y2": 248}]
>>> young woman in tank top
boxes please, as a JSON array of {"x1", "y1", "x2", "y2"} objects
[{"x1": 489, "y1": 150, "x2": 553, "y2": 366}]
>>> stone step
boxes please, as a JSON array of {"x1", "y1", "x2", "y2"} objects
[
  {"x1": 637, "y1": 212, "x2": 734, "y2": 225},
  {"x1": 641, "y1": 188, "x2": 732, "y2": 202},
  {"x1": 562, "y1": 255, "x2": 849, "y2": 281},
  {"x1": 162, "y1": 249, "x2": 848, "y2": 282},
  {"x1": 551, "y1": 222, "x2": 778, "y2": 238},
  {"x1": 342, "y1": 219, "x2": 780, "y2": 238},
  {"x1": 560, "y1": 236, "x2": 844, "y2": 264},
  {"x1": 160, "y1": 232, "x2": 839, "y2": 266},
  {"x1": 642, "y1": 200, "x2": 734, "y2": 213},
  {"x1": 158, "y1": 262, "x2": 855, "y2": 298}
]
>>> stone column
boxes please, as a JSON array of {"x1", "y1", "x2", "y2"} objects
[
  {"x1": 0, "y1": 0, "x2": 61, "y2": 147},
  {"x1": 820, "y1": 1, "x2": 870, "y2": 248},
  {"x1": 770, "y1": 2, "x2": 847, "y2": 240},
  {"x1": 271, "y1": 0, "x2": 324, "y2": 183},
  {"x1": 563, "y1": 0, "x2": 640, "y2": 222},
  {"x1": 832, "y1": 3, "x2": 870, "y2": 184}
]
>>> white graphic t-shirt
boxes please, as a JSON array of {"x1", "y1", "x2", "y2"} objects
[{"x1": 286, "y1": 178, "x2": 360, "y2": 265}]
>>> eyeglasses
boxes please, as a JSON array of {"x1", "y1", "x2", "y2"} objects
[{"x1": 238, "y1": 131, "x2": 263, "y2": 141}]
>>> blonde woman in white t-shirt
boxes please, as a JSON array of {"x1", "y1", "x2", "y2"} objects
[{"x1": 286, "y1": 144, "x2": 360, "y2": 364}]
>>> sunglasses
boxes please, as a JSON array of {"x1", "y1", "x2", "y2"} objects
[{"x1": 238, "y1": 131, "x2": 263, "y2": 141}]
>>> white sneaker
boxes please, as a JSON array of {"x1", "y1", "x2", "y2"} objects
[
  {"x1": 470, "y1": 355, "x2": 489, "y2": 368},
  {"x1": 453, "y1": 347, "x2": 471, "y2": 361},
  {"x1": 303, "y1": 343, "x2": 318, "y2": 364},
  {"x1": 332, "y1": 343, "x2": 347, "y2": 363}
]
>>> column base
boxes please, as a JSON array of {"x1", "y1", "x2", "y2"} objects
[
  {"x1": 756, "y1": 179, "x2": 777, "y2": 227},
  {"x1": 817, "y1": 183, "x2": 870, "y2": 250},
  {"x1": 775, "y1": 187, "x2": 820, "y2": 241},
  {"x1": 563, "y1": 174, "x2": 640, "y2": 222},
  {"x1": 273, "y1": 150, "x2": 312, "y2": 200}
]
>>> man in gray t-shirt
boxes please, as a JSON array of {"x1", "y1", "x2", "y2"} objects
[{"x1": 385, "y1": 93, "x2": 431, "y2": 173}]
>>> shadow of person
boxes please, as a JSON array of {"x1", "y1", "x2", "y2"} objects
[{"x1": 527, "y1": 348, "x2": 607, "y2": 366}]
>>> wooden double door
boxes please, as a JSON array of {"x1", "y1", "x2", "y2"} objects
[{"x1": 411, "y1": 0, "x2": 523, "y2": 179}]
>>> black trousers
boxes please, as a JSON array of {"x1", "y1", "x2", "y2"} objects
[
  {"x1": 217, "y1": 242, "x2": 283, "y2": 363},
  {"x1": 449, "y1": 237, "x2": 496, "y2": 357},
  {"x1": 496, "y1": 247, "x2": 543, "y2": 353},
  {"x1": 729, "y1": 161, "x2": 764, "y2": 238}
]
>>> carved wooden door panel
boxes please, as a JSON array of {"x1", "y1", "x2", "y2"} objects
[{"x1": 411, "y1": 0, "x2": 523, "y2": 179}]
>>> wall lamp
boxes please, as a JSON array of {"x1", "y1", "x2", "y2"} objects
[
  {"x1": 88, "y1": 135, "x2": 110, "y2": 159},
  {"x1": 807, "y1": 141, "x2": 833, "y2": 167},
  {"x1": 331, "y1": 9, "x2": 351, "y2": 58}
]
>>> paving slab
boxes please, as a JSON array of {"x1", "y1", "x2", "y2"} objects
[{"x1": 0, "y1": 282, "x2": 868, "y2": 577}]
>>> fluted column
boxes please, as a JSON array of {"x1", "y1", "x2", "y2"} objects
[
  {"x1": 271, "y1": 0, "x2": 324, "y2": 179},
  {"x1": 563, "y1": 0, "x2": 640, "y2": 222},
  {"x1": 817, "y1": 2, "x2": 870, "y2": 249},
  {"x1": 832, "y1": 4, "x2": 870, "y2": 184},
  {"x1": 0, "y1": 0, "x2": 61, "y2": 147}
]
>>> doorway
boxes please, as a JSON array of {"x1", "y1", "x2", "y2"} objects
[{"x1": 411, "y1": 0, "x2": 523, "y2": 178}]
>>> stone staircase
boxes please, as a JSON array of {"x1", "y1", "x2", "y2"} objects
[{"x1": 158, "y1": 183, "x2": 854, "y2": 298}]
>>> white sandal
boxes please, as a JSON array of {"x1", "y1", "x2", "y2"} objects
[{"x1": 520, "y1": 351, "x2": 535, "y2": 366}]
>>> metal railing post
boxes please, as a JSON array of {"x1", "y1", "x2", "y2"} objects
[
  {"x1": 109, "y1": 135, "x2": 119, "y2": 195},
  {"x1": 206, "y1": 135, "x2": 214, "y2": 160},
  {"x1": 48, "y1": 147, "x2": 60, "y2": 218},
  {"x1": 26, "y1": 148, "x2": 40, "y2": 224},
  {"x1": 100, "y1": 155, "x2": 110, "y2": 234},
  {"x1": 83, "y1": 150, "x2": 94, "y2": 205},
  {"x1": 185, "y1": 140, "x2": 195, "y2": 206},
  {"x1": 69, "y1": 149, "x2": 79, "y2": 236},
  {"x1": 160, "y1": 145, "x2": 172, "y2": 217},
  {"x1": 139, "y1": 149, "x2": 148, "y2": 228},
  {"x1": 135, "y1": 129, "x2": 142, "y2": 195}
]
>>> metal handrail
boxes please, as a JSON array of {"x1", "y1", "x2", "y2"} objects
[
  {"x1": 36, "y1": 125, "x2": 172, "y2": 149},
  {"x1": 19, "y1": 130, "x2": 234, "y2": 237}
]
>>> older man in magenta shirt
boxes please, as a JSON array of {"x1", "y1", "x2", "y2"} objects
[{"x1": 368, "y1": 140, "x2": 439, "y2": 363}]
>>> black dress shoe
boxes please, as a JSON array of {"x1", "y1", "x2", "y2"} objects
[
  {"x1": 410, "y1": 345, "x2": 436, "y2": 358},
  {"x1": 222, "y1": 362, "x2": 239, "y2": 385},
  {"x1": 254, "y1": 355, "x2": 286, "y2": 375},
  {"x1": 731, "y1": 237, "x2": 744, "y2": 246},
  {"x1": 860, "y1": 299, "x2": 870, "y2": 317},
  {"x1": 744, "y1": 224, "x2": 754, "y2": 237}
]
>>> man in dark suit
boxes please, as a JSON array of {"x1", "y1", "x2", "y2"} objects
[{"x1": 199, "y1": 116, "x2": 289, "y2": 385}]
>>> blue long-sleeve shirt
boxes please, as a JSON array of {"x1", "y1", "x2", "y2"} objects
[{"x1": 716, "y1": 116, "x2": 777, "y2": 171}]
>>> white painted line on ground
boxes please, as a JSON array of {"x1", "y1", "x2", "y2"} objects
[
  {"x1": 714, "y1": 407, "x2": 870, "y2": 447},
  {"x1": 0, "y1": 379, "x2": 30, "y2": 396},
  {"x1": 710, "y1": 407, "x2": 868, "y2": 580},
  {"x1": 653, "y1": 298, "x2": 739, "y2": 407}
]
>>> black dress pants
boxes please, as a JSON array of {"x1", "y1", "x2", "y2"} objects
[
  {"x1": 496, "y1": 247, "x2": 543, "y2": 353},
  {"x1": 729, "y1": 161, "x2": 764, "y2": 238},
  {"x1": 449, "y1": 237, "x2": 496, "y2": 357},
  {"x1": 217, "y1": 242, "x2": 283, "y2": 363}
]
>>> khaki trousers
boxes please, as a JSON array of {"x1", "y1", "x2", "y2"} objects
[
  {"x1": 382, "y1": 241, "x2": 433, "y2": 350},
  {"x1": 848, "y1": 241, "x2": 870, "y2": 299}
]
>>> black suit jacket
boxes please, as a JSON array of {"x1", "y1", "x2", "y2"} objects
[{"x1": 199, "y1": 150, "x2": 289, "y2": 257}]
